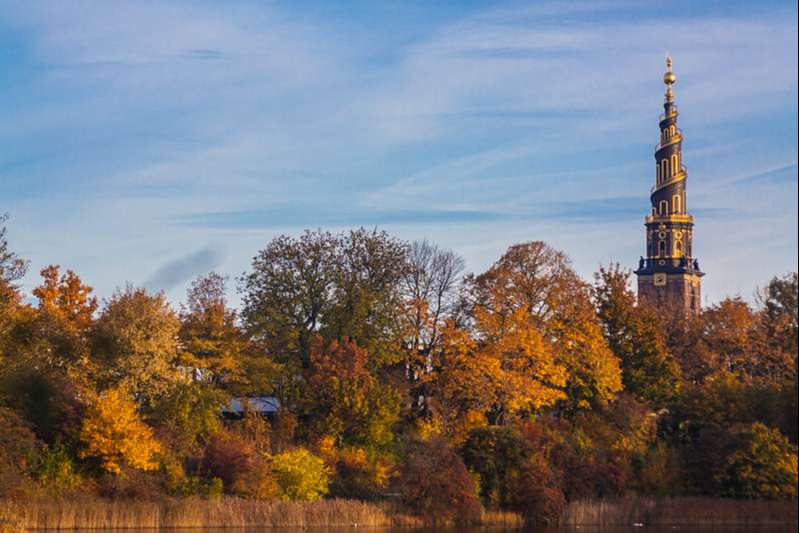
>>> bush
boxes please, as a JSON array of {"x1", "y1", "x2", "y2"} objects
[
  {"x1": 0, "y1": 407, "x2": 40, "y2": 496},
  {"x1": 508, "y1": 457, "x2": 566, "y2": 525},
  {"x1": 717, "y1": 422, "x2": 798, "y2": 499},
  {"x1": 460, "y1": 426, "x2": 533, "y2": 508},
  {"x1": 271, "y1": 447, "x2": 330, "y2": 501},
  {"x1": 31, "y1": 443, "x2": 81, "y2": 492},
  {"x1": 400, "y1": 438, "x2": 481, "y2": 525},
  {"x1": 328, "y1": 446, "x2": 394, "y2": 500},
  {"x1": 202, "y1": 430, "x2": 277, "y2": 499}
]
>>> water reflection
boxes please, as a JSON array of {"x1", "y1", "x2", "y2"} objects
[{"x1": 69, "y1": 526, "x2": 793, "y2": 533}]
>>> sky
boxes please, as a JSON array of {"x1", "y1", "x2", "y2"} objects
[{"x1": 1, "y1": 0, "x2": 797, "y2": 309}]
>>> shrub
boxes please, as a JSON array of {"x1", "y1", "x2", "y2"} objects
[
  {"x1": 460, "y1": 426, "x2": 533, "y2": 508},
  {"x1": 271, "y1": 447, "x2": 330, "y2": 501},
  {"x1": 508, "y1": 457, "x2": 566, "y2": 525},
  {"x1": 328, "y1": 446, "x2": 394, "y2": 500},
  {"x1": 717, "y1": 422, "x2": 798, "y2": 499},
  {"x1": 0, "y1": 407, "x2": 40, "y2": 496},
  {"x1": 31, "y1": 443, "x2": 81, "y2": 491},
  {"x1": 400, "y1": 438, "x2": 481, "y2": 525},
  {"x1": 202, "y1": 430, "x2": 277, "y2": 499}
]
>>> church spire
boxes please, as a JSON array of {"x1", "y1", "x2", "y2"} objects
[{"x1": 635, "y1": 56, "x2": 704, "y2": 315}]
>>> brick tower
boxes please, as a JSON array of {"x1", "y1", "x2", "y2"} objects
[{"x1": 635, "y1": 57, "x2": 704, "y2": 314}]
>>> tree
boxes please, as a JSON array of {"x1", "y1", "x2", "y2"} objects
[
  {"x1": 754, "y1": 273, "x2": 798, "y2": 382},
  {"x1": 460, "y1": 426, "x2": 534, "y2": 509},
  {"x1": 240, "y1": 230, "x2": 340, "y2": 372},
  {"x1": 10, "y1": 265, "x2": 100, "y2": 370},
  {"x1": 179, "y1": 272, "x2": 249, "y2": 388},
  {"x1": 0, "y1": 213, "x2": 28, "y2": 364},
  {"x1": 402, "y1": 240, "x2": 464, "y2": 372},
  {"x1": 465, "y1": 242, "x2": 621, "y2": 413},
  {"x1": 323, "y1": 228, "x2": 409, "y2": 368},
  {"x1": 306, "y1": 337, "x2": 400, "y2": 449},
  {"x1": 79, "y1": 388, "x2": 161, "y2": 474},
  {"x1": 91, "y1": 286, "x2": 181, "y2": 402},
  {"x1": 593, "y1": 264, "x2": 680, "y2": 407},
  {"x1": 0, "y1": 213, "x2": 28, "y2": 290},
  {"x1": 400, "y1": 438, "x2": 481, "y2": 525},
  {"x1": 716, "y1": 422, "x2": 798, "y2": 499},
  {"x1": 270, "y1": 447, "x2": 330, "y2": 501},
  {"x1": 153, "y1": 382, "x2": 227, "y2": 456}
]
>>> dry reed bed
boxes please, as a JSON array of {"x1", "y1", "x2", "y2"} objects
[
  {"x1": 563, "y1": 496, "x2": 798, "y2": 526},
  {"x1": 1, "y1": 498, "x2": 393, "y2": 530}
]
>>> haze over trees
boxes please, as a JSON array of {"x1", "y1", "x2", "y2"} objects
[{"x1": 1, "y1": 215, "x2": 796, "y2": 523}]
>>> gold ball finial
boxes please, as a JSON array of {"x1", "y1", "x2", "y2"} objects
[{"x1": 663, "y1": 56, "x2": 676, "y2": 85}]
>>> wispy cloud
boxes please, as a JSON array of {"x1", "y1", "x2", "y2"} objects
[{"x1": 144, "y1": 246, "x2": 225, "y2": 293}]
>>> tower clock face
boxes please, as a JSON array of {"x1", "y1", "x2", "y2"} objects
[{"x1": 654, "y1": 273, "x2": 667, "y2": 286}]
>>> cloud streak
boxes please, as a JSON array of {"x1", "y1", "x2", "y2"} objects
[{"x1": 144, "y1": 246, "x2": 225, "y2": 293}]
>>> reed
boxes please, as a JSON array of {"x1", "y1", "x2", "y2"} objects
[
  {"x1": 562, "y1": 496, "x2": 798, "y2": 526},
  {"x1": 0, "y1": 497, "x2": 393, "y2": 530}
]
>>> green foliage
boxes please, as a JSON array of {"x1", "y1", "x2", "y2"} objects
[
  {"x1": 716, "y1": 423, "x2": 798, "y2": 499},
  {"x1": 153, "y1": 382, "x2": 227, "y2": 455},
  {"x1": 460, "y1": 426, "x2": 533, "y2": 508},
  {"x1": 594, "y1": 264, "x2": 681, "y2": 407},
  {"x1": 31, "y1": 444, "x2": 81, "y2": 491},
  {"x1": 270, "y1": 447, "x2": 330, "y2": 501}
]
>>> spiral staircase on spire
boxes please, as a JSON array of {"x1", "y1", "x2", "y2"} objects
[{"x1": 635, "y1": 57, "x2": 704, "y2": 315}]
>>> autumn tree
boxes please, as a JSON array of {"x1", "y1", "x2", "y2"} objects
[
  {"x1": 716, "y1": 422, "x2": 798, "y2": 499},
  {"x1": 423, "y1": 307, "x2": 567, "y2": 442},
  {"x1": 0, "y1": 213, "x2": 28, "y2": 362},
  {"x1": 593, "y1": 264, "x2": 680, "y2": 407},
  {"x1": 754, "y1": 273, "x2": 798, "y2": 383},
  {"x1": 240, "y1": 230, "x2": 339, "y2": 372},
  {"x1": 11, "y1": 265, "x2": 99, "y2": 370},
  {"x1": 464, "y1": 241, "x2": 621, "y2": 414},
  {"x1": 79, "y1": 388, "x2": 161, "y2": 474},
  {"x1": 91, "y1": 286, "x2": 181, "y2": 402},
  {"x1": 0, "y1": 213, "x2": 28, "y2": 293},
  {"x1": 179, "y1": 272, "x2": 252, "y2": 389},
  {"x1": 306, "y1": 337, "x2": 400, "y2": 449}
]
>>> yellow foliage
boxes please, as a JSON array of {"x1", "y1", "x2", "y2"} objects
[{"x1": 79, "y1": 389, "x2": 161, "y2": 474}]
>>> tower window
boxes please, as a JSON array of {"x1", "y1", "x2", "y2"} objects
[
  {"x1": 658, "y1": 240, "x2": 667, "y2": 257},
  {"x1": 662, "y1": 159, "x2": 669, "y2": 178},
  {"x1": 671, "y1": 154, "x2": 678, "y2": 174},
  {"x1": 673, "y1": 194, "x2": 681, "y2": 213},
  {"x1": 659, "y1": 200, "x2": 669, "y2": 215}
]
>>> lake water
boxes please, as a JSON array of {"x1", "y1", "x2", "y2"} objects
[{"x1": 116, "y1": 526, "x2": 794, "y2": 533}]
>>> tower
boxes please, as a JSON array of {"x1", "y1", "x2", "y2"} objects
[{"x1": 635, "y1": 57, "x2": 704, "y2": 314}]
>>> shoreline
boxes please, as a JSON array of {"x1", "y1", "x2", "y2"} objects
[{"x1": 1, "y1": 496, "x2": 796, "y2": 531}]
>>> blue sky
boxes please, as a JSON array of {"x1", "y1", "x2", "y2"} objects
[{"x1": 1, "y1": 0, "x2": 797, "y2": 308}]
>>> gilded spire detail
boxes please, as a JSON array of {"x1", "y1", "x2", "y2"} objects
[{"x1": 663, "y1": 56, "x2": 676, "y2": 102}]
